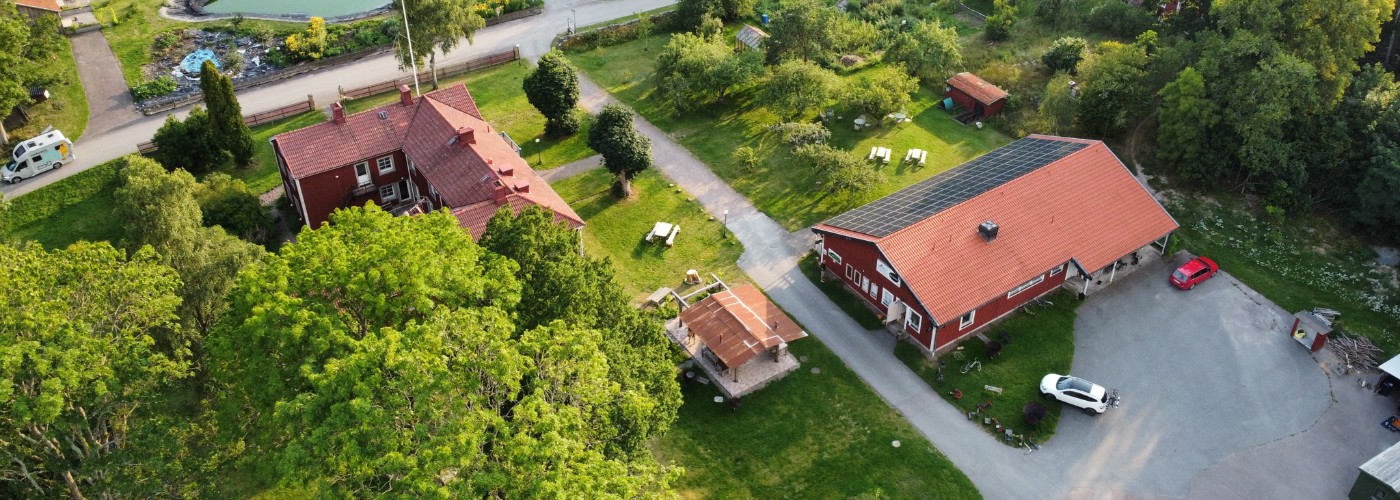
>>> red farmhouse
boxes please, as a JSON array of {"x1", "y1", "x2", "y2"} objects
[
  {"x1": 812, "y1": 135, "x2": 1178, "y2": 353},
  {"x1": 945, "y1": 72, "x2": 1008, "y2": 119},
  {"x1": 271, "y1": 84, "x2": 582, "y2": 238}
]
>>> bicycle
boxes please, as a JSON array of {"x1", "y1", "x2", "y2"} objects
[
  {"x1": 950, "y1": 348, "x2": 966, "y2": 360},
  {"x1": 935, "y1": 359, "x2": 946, "y2": 384},
  {"x1": 960, "y1": 358, "x2": 982, "y2": 374}
]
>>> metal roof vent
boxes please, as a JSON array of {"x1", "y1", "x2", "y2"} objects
[
  {"x1": 978, "y1": 220, "x2": 999, "y2": 242},
  {"x1": 377, "y1": 111, "x2": 388, "y2": 120}
]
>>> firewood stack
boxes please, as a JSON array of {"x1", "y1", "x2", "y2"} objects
[{"x1": 1328, "y1": 335, "x2": 1383, "y2": 375}]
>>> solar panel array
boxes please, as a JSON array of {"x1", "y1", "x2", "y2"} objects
[{"x1": 823, "y1": 137, "x2": 1088, "y2": 237}]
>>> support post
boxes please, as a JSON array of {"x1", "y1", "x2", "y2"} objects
[
  {"x1": 1109, "y1": 262, "x2": 1118, "y2": 284},
  {"x1": 307, "y1": 94, "x2": 315, "y2": 110}
]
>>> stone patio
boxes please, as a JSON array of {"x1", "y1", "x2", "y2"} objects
[{"x1": 664, "y1": 318, "x2": 800, "y2": 398}]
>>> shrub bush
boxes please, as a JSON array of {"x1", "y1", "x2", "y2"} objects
[
  {"x1": 1087, "y1": 1, "x2": 1155, "y2": 39},
  {"x1": 130, "y1": 76, "x2": 177, "y2": 101},
  {"x1": 773, "y1": 122, "x2": 831, "y2": 147},
  {"x1": 1042, "y1": 37, "x2": 1088, "y2": 74}
]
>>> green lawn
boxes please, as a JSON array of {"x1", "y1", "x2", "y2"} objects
[
  {"x1": 7, "y1": 190, "x2": 122, "y2": 249},
  {"x1": 797, "y1": 253, "x2": 884, "y2": 329},
  {"x1": 893, "y1": 291, "x2": 1079, "y2": 446},
  {"x1": 92, "y1": 0, "x2": 304, "y2": 86},
  {"x1": 11, "y1": 35, "x2": 89, "y2": 142},
  {"x1": 1168, "y1": 196, "x2": 1400, "y2": 356},
  {"x1": 567, "y1": 33, "x2": 1010, "y2": 230},
  {"x1": 342, "y1": 62, "x2": 596, "y2": 169},
  {"x1": 227, "y1": 110, "x2": 328, "y2": 194},
  {"x1": 551, "y1": 168, "x2": 744, "y2": 302},
  {"x1": 654, "y1": 332, "x2": 980, "y2": 498}
]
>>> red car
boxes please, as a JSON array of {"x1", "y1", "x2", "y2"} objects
[{"x1": 1170, "y1": 256, "x2": 1218, "y2": 290}]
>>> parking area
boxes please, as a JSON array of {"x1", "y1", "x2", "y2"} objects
[{"x1": 1029, "y1": 253, "x2": 1332, "y2": 497}]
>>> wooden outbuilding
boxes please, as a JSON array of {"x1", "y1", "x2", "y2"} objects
[{"x1": 945, "y1": 72, "x2": 1009, "y2": 119}]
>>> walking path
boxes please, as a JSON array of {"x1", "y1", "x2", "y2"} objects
[
  {"x1": 4, "y1": 0, "x2": 676, "y2": 199},
  {"x1": 538, "y1": 154, "x2": 603, "y2": 182},
  {"x1": 67, "y1": 29, "x2": 142, "y2": 138}
]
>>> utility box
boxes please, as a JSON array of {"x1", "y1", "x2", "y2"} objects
[{"x1": 1289, "y1": 311, "x2": 1331, "y2": 352}]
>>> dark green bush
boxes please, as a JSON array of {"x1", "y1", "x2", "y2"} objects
[{"x1": 1087, "y1": 1, "x2": 1155, "y2": 39}]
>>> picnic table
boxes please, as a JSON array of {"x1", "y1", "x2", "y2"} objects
[
  {"x1": 645, "y1": 222, "x2": 681, "y2": 247},
  {"x1": 868, "y1": 146, "x2": 892, "y2": 164},
  {"x1": 904, "y1": 148, "x2": 928, "y2": 166}
]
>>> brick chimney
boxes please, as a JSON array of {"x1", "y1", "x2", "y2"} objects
[
  {"x1": 513, "y1": 178, "x2": 530, "y2": 193},
  {"x1": 455, "y1": 126, "x2": 475, "y2": 147},
  {"x1": 399, "y1": 84, "x2": 413, "y2": 106},
  {"x1": 494, "y1": 160, "x2": 514, "y2": 177},
  {"x1": 331, "y1": 102, "x2": 346, "y2": 124},
  {"x1": 492, "y1": 181, "x2": 509, "y2": 205}
]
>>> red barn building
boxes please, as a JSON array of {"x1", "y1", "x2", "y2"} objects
[
  {"x1": 812, "y1": 135, "x2": 1178, "y2": 353},
  {"x1": 946, "y1": 72, "x2": 1009, "y2": 119},
  {"x1": 271, "y1": 84, "x2": 582, "y2": 238}
]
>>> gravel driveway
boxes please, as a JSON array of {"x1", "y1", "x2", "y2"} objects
[{"x1": 1035, "y1": 253, "x2": 1331, "y2": 497}]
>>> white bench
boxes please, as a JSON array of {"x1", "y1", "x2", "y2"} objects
[{"x1": 665, "y1": 225, "x2": 680, "y2": 247}]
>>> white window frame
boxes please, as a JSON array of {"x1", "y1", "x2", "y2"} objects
[
  {"x1": 1007, "y1": 274, "x2": 1046, "y2": 299},
  {"x1": 827, "y1": 249, "x2": 843, "y2": 265},
  {"x1": 379, "y1": 184, "x2": 398, "y2": 203},
  {"x1": 880, "y1": 288, "x2": 894, "y2": 307},
  {"x1": 377, "y1": 155, "x2": 395, "y2": 174},
  {"x1": 845, "y1": 264, "x2": 855, "y2": 281},
  {"x1": 1050, "y1": 264, "x2": 1064, "y2": 277},
  {"x1": 869, "y1": 284, "x2": 879, "y2": 299},
  {"x1": 905, "y1": 309, "x2": 923, "y2": 333},
  {"x1": 861, "y1": 275, "x2": 870, "y2": 294},
  {"x1": 354, "y1": 162, "x2": 371, "y2": 186},
  {"x1": 959, "y1": 310, "x2": 976, "y2": 330}
]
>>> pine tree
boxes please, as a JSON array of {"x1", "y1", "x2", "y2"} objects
[{"x1": 200, "y1": 60, "x2": 255, "y2": 167}]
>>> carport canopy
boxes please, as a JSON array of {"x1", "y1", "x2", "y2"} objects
[{"x1": 1381, "y1": 354, "x2": 1400, "y2": 379}]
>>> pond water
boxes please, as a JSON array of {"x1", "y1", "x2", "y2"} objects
[
  {"x1": 202, "y1": 0, "x2": 389, "y2": 17},
  {"x1": 180, "y1": 48, "x2": 220, "y2": 73}
]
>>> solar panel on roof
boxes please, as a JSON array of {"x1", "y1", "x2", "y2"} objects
[{"x1": 823, "y1": 137, "x2": 1087, "y2": 237}]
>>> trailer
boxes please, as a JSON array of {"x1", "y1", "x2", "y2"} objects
[{"x1": 5, "y1": 128, "x2": 73, "y2": 184}]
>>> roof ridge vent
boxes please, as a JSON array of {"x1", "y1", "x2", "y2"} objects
[
  {"x1": 978, "y1": 220, "x2": 999, "y2": 243},
  {"x1": 377, "y1": 111, "x2": 388, "y2": 120}
]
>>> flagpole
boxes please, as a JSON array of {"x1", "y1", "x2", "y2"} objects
[{"x1": 400, "y1": 0, "x2": 421, "y2": 96}]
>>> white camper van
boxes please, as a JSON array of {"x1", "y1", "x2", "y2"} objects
[{"x1": 5, "y1": 129, "x2": 74, "y2": 184}]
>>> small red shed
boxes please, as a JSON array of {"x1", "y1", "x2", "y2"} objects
[{"x1": 946, "y1": 72, "x2": 1009, "y2": 118}]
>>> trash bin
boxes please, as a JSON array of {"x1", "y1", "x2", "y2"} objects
[{"x1": 1380, "y1": 379, "x2": 1396, "y2": 397}]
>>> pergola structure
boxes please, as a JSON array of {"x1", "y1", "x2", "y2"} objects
[{"x1": 669, "y1": 283, "x2": 807, "y2": 397}]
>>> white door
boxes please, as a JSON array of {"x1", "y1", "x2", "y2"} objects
[{"x1": 354, "y1": 162, "x2": 371, "y2": 186}]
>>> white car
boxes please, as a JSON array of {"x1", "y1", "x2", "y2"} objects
[{"x1": 1040, "y1": 374, "x2": 1114, "y2": 415}]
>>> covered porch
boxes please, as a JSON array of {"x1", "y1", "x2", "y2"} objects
[{"x1": 665, "y1": 282, "x2": 808, "y2": 398}]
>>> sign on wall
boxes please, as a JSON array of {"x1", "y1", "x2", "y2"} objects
[{"x1": 875, "y1": 259, "x2": 901, "y2": 286}]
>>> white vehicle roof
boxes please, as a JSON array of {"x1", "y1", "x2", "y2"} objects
[{"x1": 13, "y1": 130, "x2": 68, "y2": 160}]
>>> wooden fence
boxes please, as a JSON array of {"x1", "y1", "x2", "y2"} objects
[
  {"x1": 137, "y1": 94, "x2": 317, "y2": 154},
  {"x1": 340, "y1": 47, "x2": 519, "y2": 100}
]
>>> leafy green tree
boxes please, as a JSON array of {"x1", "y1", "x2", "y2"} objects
[
  {"x1": 197, "y1": 173, "x2": 274, "y2": 247},
  {"x1": 1354, "y1": 105, "x2": 1400, "y2": 239},
  {"x1": 1042, "y1": 37, "x2": 1088, "y2": 74},
  {"x1": 207, "y1": 207, "x2": 675, "y2": 495},
  {"x1": 1037, "y1": 72, "x2": 1077, "y2": 135},
  {"x1": 0, "y1": 2, "x2": 64, "y2": 142},
  {"x1": 884, "y1": 20, "x2": 962, "y2": 80},
  {"x1": 1156, "y1": 67, "x2": 1220, "y2": 182},
  {"x1": 845, "y1": 65, "x2": 918, "y2": 121},
  {"x1": 675, "y1": 0, "x2": 723, "y2": 31},
  {"x1": 656, "y1": 32, "x2": 763, "y2": 111},
  {"x1": 0, "y1": 241, "x2": 186, "y2": 499},
  {"x1": 793, "y1": 143, "x2": 883, "y2": 194},
  {"x1": 200, "y1": 60, "x2": 255, "y2": 167},
  {"x1": 588, "y1": 104, "x2": 653, "y2": 197},
  {"x1": 284, "y1": 17, "x2": 328, "y2": 61},
  {"x1": 115, "y1": 156, "x2": 264, "y2": 340},
  {"x1": 523, "y1": 50, "x2": 581, "y2": 137},
  {"x1": 152, "y1": 106, "x2": 224, "y2": 174},
  {"x1": 760, "y1": 60, "x2": 841, "y2": 120},
  {"x1": 637, "y1": 11, "x2": 654, "y2": 51},
  {"x1": 984, "y1": 0, "x2": 1017, "y2": 41},
  {"x1": 394, "y1": 0, "x2": 486, "y2": 87},
  {"x1": 1086, "y1": 0, "x2": 1155, "y2": 38},
  {"x1": 765, "y1": 0, "x2": 841, "y2": 63},
  {"x1": 1075, "y1": 41, "x2": 1151, "y2": 136}
]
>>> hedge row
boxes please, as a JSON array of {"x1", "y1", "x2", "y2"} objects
[
  {"x1": 6, "y1": 156, "x2": 125, "y2": 231},
  {"x1": 558, "y1": 11, "x2": 678, "y2": 51}
]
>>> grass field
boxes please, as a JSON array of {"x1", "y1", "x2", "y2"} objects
[
  {"x1": 567, "y1": 33, "x2": 1010, "y2": 231},
  {"x1": 552, "y1": 168, "x2": 744, "y2": 302},
  {"x1": 654, "y1": 328, "x2": 981, "y2": 498},
  {"x1": 894, "y1": 291, "x2": 1078, "y2": 446},
  {"x1": 342, "y1": 62, "x2": 596, "y2": 169},
  {"x1": 92, "y1": 0, "x2": 305, "y2": 86},
  {"x1": 7, "y1": 190, "x2": 122, "y2": 249},
  {"x1": 10, "y1": 35, "x2": 89, "y2": 142}
]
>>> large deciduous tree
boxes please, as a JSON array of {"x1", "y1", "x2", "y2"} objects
[
  {"x1": 845, "y1": 65, "x2": 918, "y2": 122},
  {"x1": 394, "y1": 0, "x2": 486, "y2": 88},
  {"x1": 0, "y1": 241, "x2": 186, "y2": 499},
  {"x1": 760, "y1": 60, "x2": 842, "y2": 120},
  {"x1": 199, "y1": 60, "x2": 255, "y2": 167},
  {"x1": 984, "y1": 0, "x2": 1018, "y2": 41},
  {"x1": 523, "y1": 50, "x2": 581, "y2": 137},
  {"x1": 1041, "y1": 37, "x2": 1088, "y2": 74},
  {"x1": 884, "y1": 20, "x2": 962, "y2": 80},
  {"x1": 0, "y1": 2, "x2": 64, "y2": 142},
  {"x1": 1037, "y1": 73, "x2": 1078, "y2": 135},
  {"x1": 656, "y1": 32, "x2": 763, "y2": 111},
  {"x1": 765, "y1": 0, "x2": 841, "y2": 63},
  {"x1": 588, "y1": 104, "x2": 653, "y2": 197},
  {"x1": 207, "y1": 207, "x2": 676, "y2": 495},
  {"x1": 1156, "y1": 67, "x2": 1220, "y2": 182},
  {"x1": 1075, "y1": 40, "x2": 1151, "y2": 136}
]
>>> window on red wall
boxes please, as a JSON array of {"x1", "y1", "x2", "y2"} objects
[
  {"x1": 905, "y1": 309, "x2": 922, "y2": 333},
  {"x1": 1050, "y1": 264, "x2": 1065, "y2": 276},
  {"x1": 959, "y1": 310, "x2": 975, "y2": 330}
]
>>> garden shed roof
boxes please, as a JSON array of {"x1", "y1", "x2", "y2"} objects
[
  {"x1": 947, "y1": 72, "x2": 1009, "y2": 106},
  {"x1": 736, "y1": 25, "x2": 769, "y2": 50}
]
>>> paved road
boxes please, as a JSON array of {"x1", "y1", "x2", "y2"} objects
[
  {"x1": 68, "y1": 30, "x2": 142, "y2": 138},
  {"x1": 4, "y1": 0, "x2": 674, "y2": 199},
  {"x1": 575, "y1": 72, "x2": 1363, "y2": 498},
  {"x1": 538, "y1": 154, "x2": 602, "y2": 182}
]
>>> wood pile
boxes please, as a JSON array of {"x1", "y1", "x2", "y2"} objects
[{"x1": 1329, "y1": 335, "x2": 1383, "y2": 375}]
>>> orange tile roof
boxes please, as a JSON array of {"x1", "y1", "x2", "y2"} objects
[
  {"x1": 273, "y1": 83, "x2": 580, "y2": 237},
  {"x1": 947, "y1": 72, "x2": 1009, "y2": 106},
  {"x1": 15, "y1": 0, "x2": 61, "y2": 12},
  {"x1": 815, "y1": 135, "x2": 1177, "y2": 324},
  {"x1": 678, "y1": 284, "x2": 807, "y2": 368}
]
